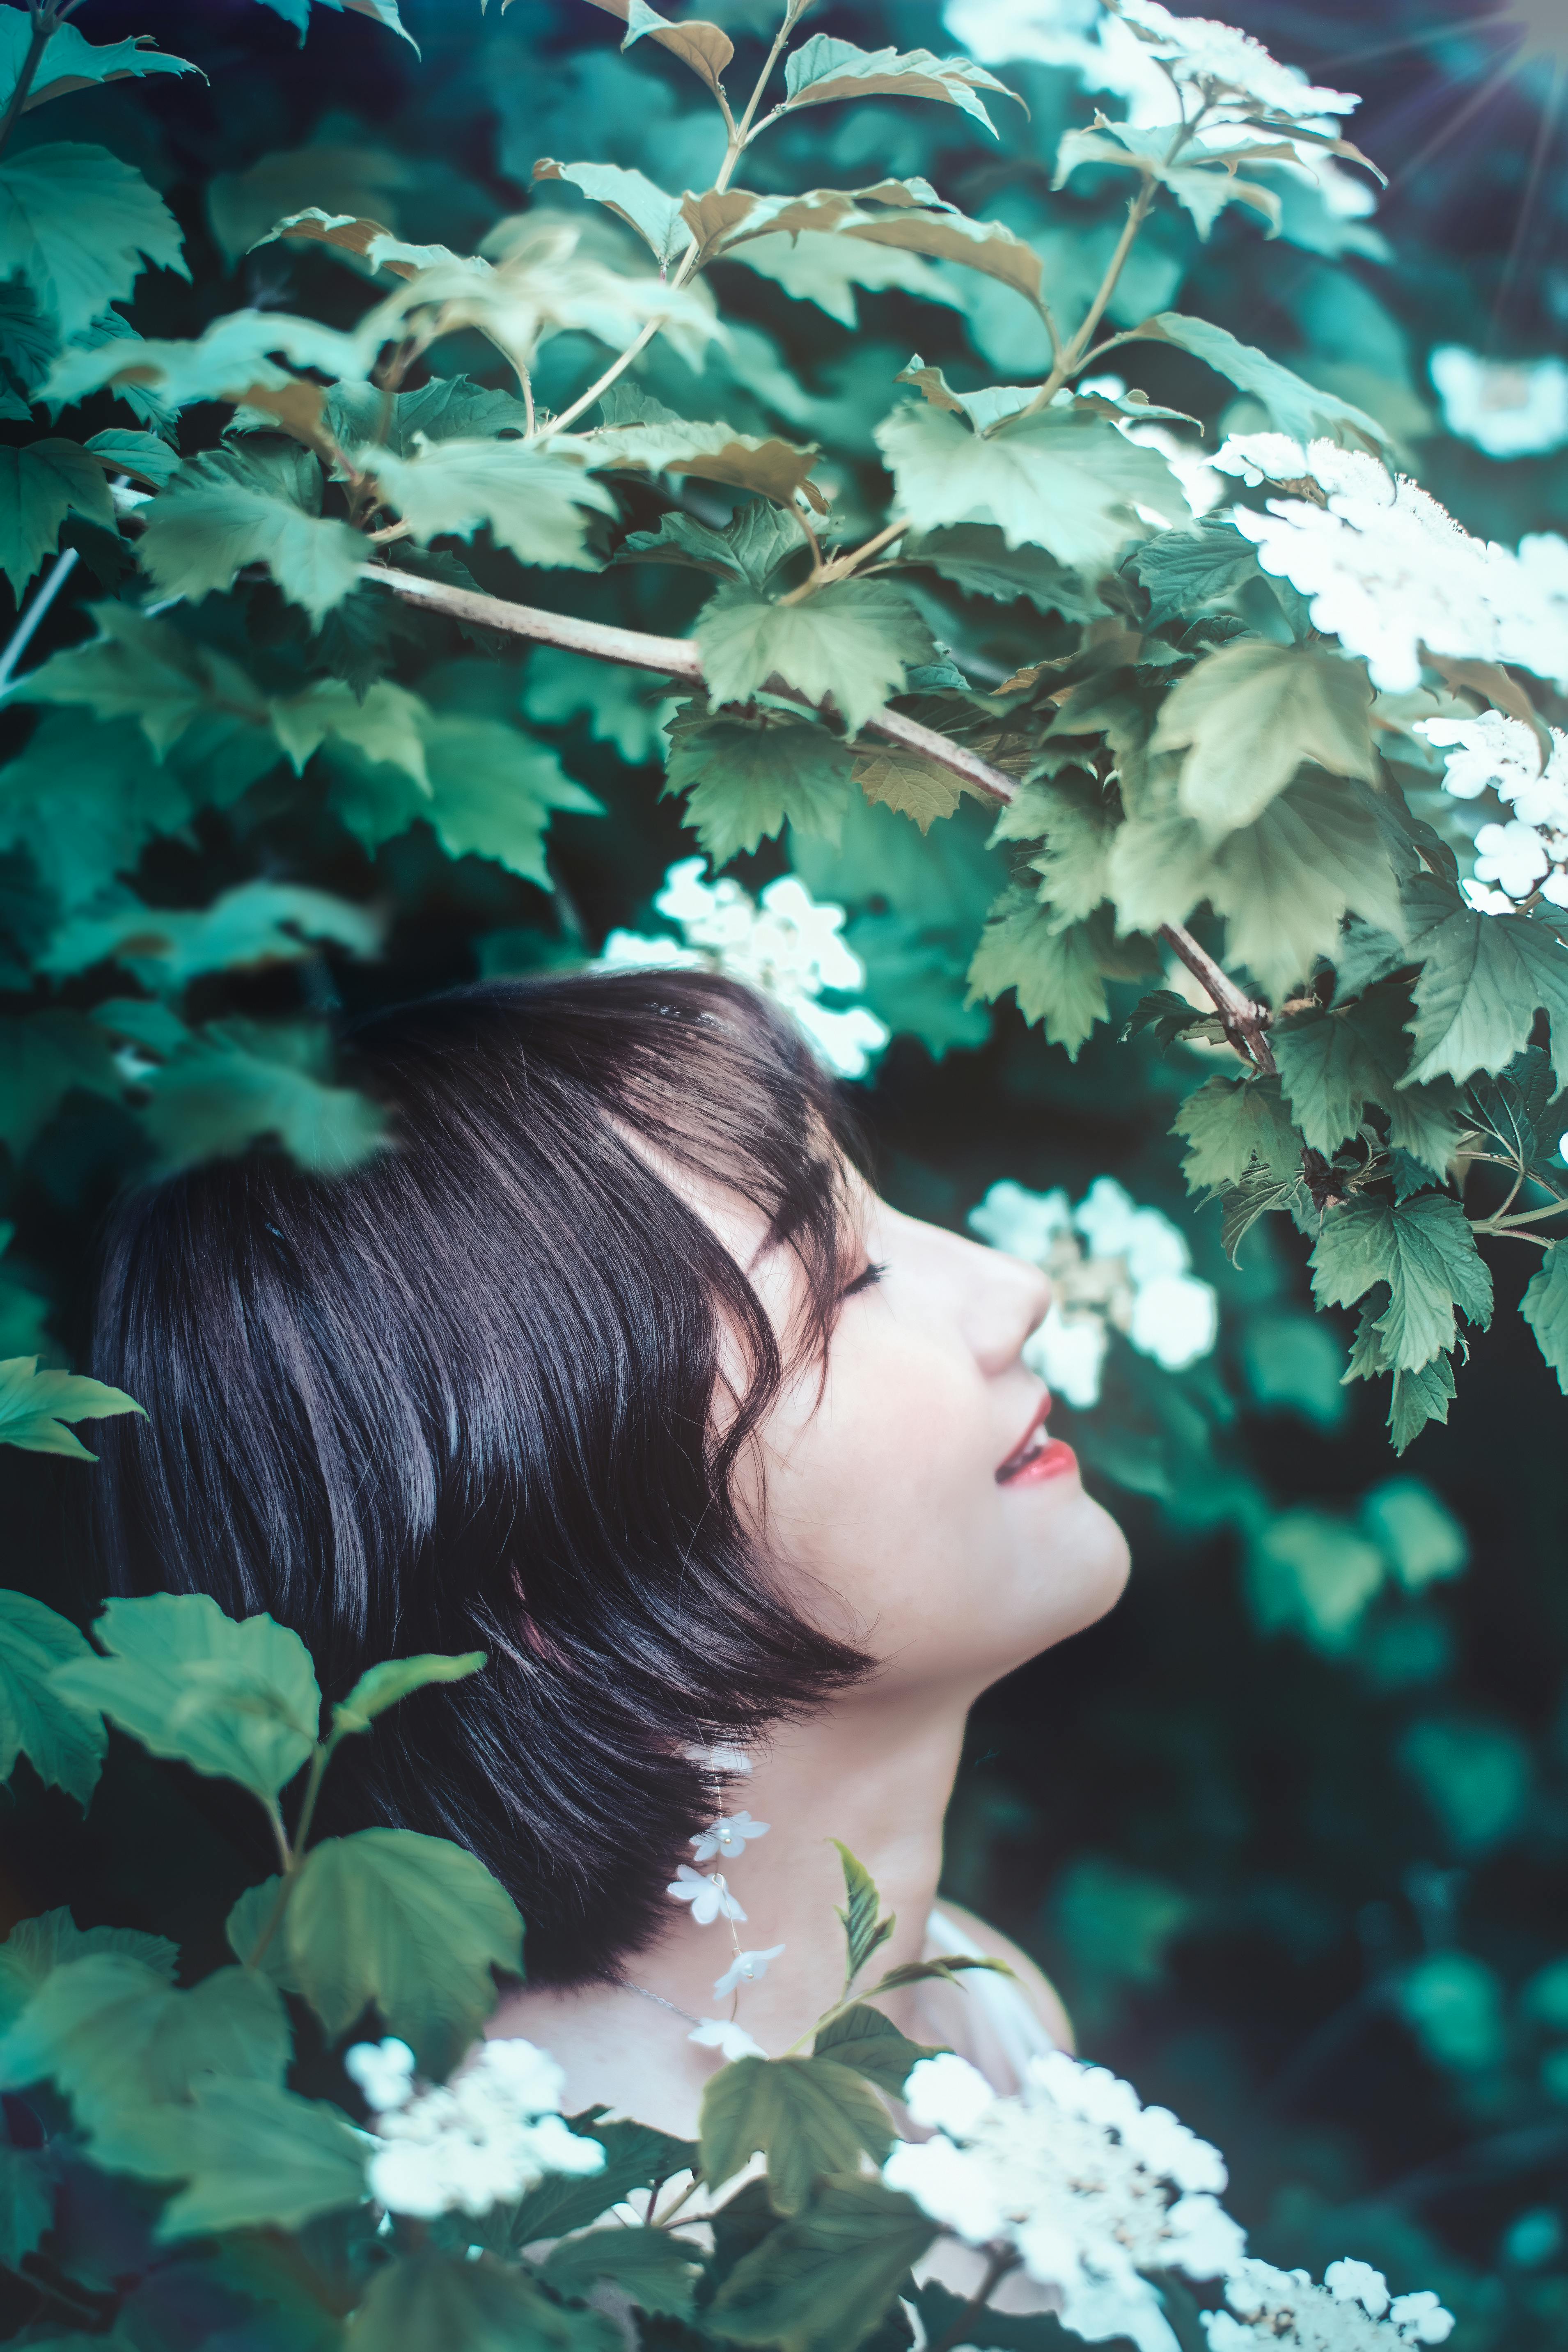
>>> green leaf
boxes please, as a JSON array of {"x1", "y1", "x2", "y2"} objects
[
  {"x1": 1171, "y1": 1074, "x2": 1300, "y2": 1191},
  {"x1": 876, "y1": 397, "x2": 1186, "y2": 573},
  {"x1": 966, "y1": 890, "x2": 1113, "y2": 1059},
  {"x1": 853, "y1": 740, "x2": 970, "y2": 833},
  {"x1": 114, "y1": 2076, "x2": 370, "y2": 2240},
  {"x1": 695, "y1": 180, "x2": 1045, "y2": 309},
  {"x1": 0, "y1": 12, "x2": 199, "y2": 117},
  {"x1": 367, "y1": 437, "x2": 617, "y2": 572},
  {"x1": 533, "y1": 159, "x2": 691, "y2": 266},
  {"x1": 709, "y1": 2174, "x2": 937, "y2": 2352},
  {"x1": 1015, "y1": 775, "x2": 1120, "y2": 924},
  {"x1": 1151, "y1": 640, "x2": 1375, "y2": 834},
  {"x1": 664, "y1": 706, "x2": 854, "y2": 862},
  {"x1": 1134, "y1": 516, "x2": 1259, "y2": 628},
  {"x1": 83, "y1": 429, "x2": 181, "y2": 489},
  {"x1": 1359, "y1": 1478, "x2": 1469, "y2": 1589},
  {"x1": 543, "y1": 2224, "x2": 700, "y2": 2318},
  {"x1": 1055, "y1": 120, "x2": 1285, "y2": 238},
  {"x1": 722, "y1": 226, "x2": 966, "y2": 331},
  {"x1": 0, "y1": 1009, "x2": 125, "y2": 1150},
  {"x1": 832, "y1": 1842, "x2": 896, "y2": 1993},
  {"x1": 0, "y1": 714, "x2": 197, "y2": 910},
  {"x1": 812, "y1": 2004, "x2": 938, "y2": 2098},
  {"x1": 619, "y1": 500, "x2": 806, "y2": 591},
  {"x1": 0, "y1": 436, "x2": 116, "y2": 598},
  {"x1": 1310, "y1": 1192, "x2": 1493, "y2": 1372},
  {"x1": 904, "y1": 523, "x2": 1096, "y2": 619},
  {"x1": 1247, "y1": 1508, "x2": 1387, "y2": 1653},
  {"x1": 44, "y1": 882, "x2": 383, "y2": 994},
  {"x1": 698, "y1": 2054, "x2": 895, "y2": 2216},
  {"x1": 782, "y1": 35, "x2": 1022, "y2": 138},
  {"x1": 1275, "y1": 988, "x2": 1461, "y2": 1175},
  {"x1": 278, "y1": 1827, "x2": 524, "y2": 2072},
  {"x1": 0, "y1": 2141, "x2": 52, "y2": 2270},
  {"x1": 523, "y1": 648, "x2": 674, "y2": 764},
  {"x1": 580, "y1": 413, "x2": 824, "y2": 511},
  {"x1": 0, "y1": 1357, "x2": 143, "y2": 1462},
  {"x1": 45, "y1": 308, "x2": 364, "y2": 414},
  {"x1": 0, "y1": 143, "x2": 187, "y2": 341},
  {"x1": 140, "y1": 442, "x2": 364, "y2": 623},
  {"x1": 912, "y1": 2280, "x2": 1077, "y2": 2348},
  {"x1": 328, "y1": 373, "x2": 533, "y2": 458},
  {"x1": 511, "y1": 2115, "x2": 695, "y2": 2247},
  {"x1": 1403, "y1": 889, "x2": 1568, "y2": 1091},
  {"x1": 332, "y1": 1651, "x2": 486, "y2": 1738},
  {"x1": 697, "y1": 580, "x2": 931, "y2": 738},
  {"x1": 1521, "y1": 1242, "x2": 1568, "y2": 1396},
  {"x1": 410, "y1": 714, "x2": 600, "y2": 887},
  {"x1": 0, "y1": 1909, "x2": 176, "y2": 2036},
  {"x1": 344, "y1": 2250, "x2": 621, "y2": 2352},
  {"x1": 1131, "y1": 312, "x2": 1392, "y2": 454},
  {"x1": 0, "y1": 1590, "x2": 107, "y2": 1806},
  {"x1": 52, "y1": 1592, "x2": 322, "y2": 1805},
  {"x1": 1389, "y1": 1354, "x2": 1458, "y2": 1453},
  {"x1": 136, "y1": 1018, "x2": 391, "y2": 1176}
]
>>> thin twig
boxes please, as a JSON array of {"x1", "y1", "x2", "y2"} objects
[
  {"x1": 926, "y1": 2247, "x2": 1022, "y2": 2352},
  {"x1": 0, "y1": 2, "x2": 54, "y2": 163},
  {"x1": 361, "y1": 565, "x2": 1270, "y2": 1059},
  {"x1": 0, "y1": 544, "x2": 78, "y2": 690}
]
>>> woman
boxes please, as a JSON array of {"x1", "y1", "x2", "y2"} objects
[{"x1": 90, "y1": 971, "x2": 1129, "y2": 2135}]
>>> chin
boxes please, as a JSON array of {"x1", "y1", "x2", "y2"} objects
[{"x1": 1022, "y1": 1483, "x2": 1132, "y2": 1653}]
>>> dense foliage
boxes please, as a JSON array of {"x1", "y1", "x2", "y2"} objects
[{"x1": 0, "y1": 0, "x2": 1566, "y2": 2344}]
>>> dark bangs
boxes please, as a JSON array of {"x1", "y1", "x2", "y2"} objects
[{"x1": 88, "y1": 971, "x2": 873, "y2": 1985}]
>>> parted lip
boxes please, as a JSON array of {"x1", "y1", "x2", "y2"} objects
[{"x1": 995, "y1": 1392, "x2": 1052, "y2": 1482}]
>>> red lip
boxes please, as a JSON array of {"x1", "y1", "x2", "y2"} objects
[{"x1": 995, "y1": 1394, "x2": 1057, "y2": 1483}]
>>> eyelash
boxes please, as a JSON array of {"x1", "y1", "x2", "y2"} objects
[{"x1": 840, "y1": 1260, "x2": 887, "y2": 1300}]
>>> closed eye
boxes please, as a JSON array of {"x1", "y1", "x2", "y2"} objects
[{"x1": 839, "y1": 1260, "x2": 886, "y2": 1300}]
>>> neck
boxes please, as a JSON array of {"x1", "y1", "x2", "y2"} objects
[{"x1": 635, "y1": 1679, "x2": 971, "y2": 2053}]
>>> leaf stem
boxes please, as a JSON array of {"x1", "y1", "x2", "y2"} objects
[
  {"x1": 0, "y1": 544, "x2": 79, "y2": 690},
  {"x1": 1479, "y1": 1194, "x2": 1568, "y2": 1233},
  {"x1": 926, "y1": 2247, "x2": 1022, "y2": 2352},
  {"x1": 0, "y1": 2, "x2": 56, "y2": 165},
  {"x1": 245, "y1": 1737, "x2": 335, "y2": 1970}
]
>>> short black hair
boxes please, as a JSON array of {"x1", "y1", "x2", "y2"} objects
[{"x1": 89, "y1": 972, "x2": 872, "y2": 1986}]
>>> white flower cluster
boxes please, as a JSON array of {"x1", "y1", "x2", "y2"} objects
[
  {"x1": 1415, "y1": 709, "x2": 1568, "y2": 917},
  {"x1": 346, "y1": 2035, "x2": 606, "y2": 2220},
  {"x1": 1206, "y1": 2258, "x2": 1454, "y2": 2349},
  {"x1": 594, "y1": 857, "x2": 889, "y2": 1079},
  {"x1": 1214, "y1": 435, "x2": 1568, "y2": 696},
  {"x1": 886, "y1": 2049, "x2": 1245, "y2": 2352},
  {"x1": 1430, "y1": 346, "x2": 1568, "y2": 463},
  {"x1": 969, "y1": 1177, "x2": 1218, "y2": 1406}
]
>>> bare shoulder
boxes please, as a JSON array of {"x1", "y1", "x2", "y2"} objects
[{"x1": 933, "y1": 1900, "x2": 1076, "y2": 2055}]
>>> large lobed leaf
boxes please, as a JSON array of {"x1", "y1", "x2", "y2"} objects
[
  {"x1": 0, "y1": 437, "x2": 115, "y2": 598},
  {"x1": 696, "y1": 580, "x2": 932, "y2": 738},
  {"x1": 140, "y1": 442, "x2": 367, "y2": 623},
  {"x1": 0, "y1": 1589, "x2": 108, "y2": 1807},
  {"x1": 699, "y1": 2052, "x2": 895, "y2": 2217},
  {"x1": 1310, "y1": 1192, "x2": 1493, "y2": 1374},
  {"x1": 0, "y1": 143, "x2": 187, "y2": 342},
  {"x1": 0, "y1": 1357, "x2": 143, "y2": 1462}
]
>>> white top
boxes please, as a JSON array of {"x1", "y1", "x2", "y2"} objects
[{"x1": 924, "y1": 1905, "x2": 1057, "y2": 2090}]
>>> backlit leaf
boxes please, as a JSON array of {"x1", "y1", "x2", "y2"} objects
[
  {"x1": 52, "y1": 1592, "x2": 322, "y2": 1804},
  {"x1": 0, "y1": 143, "x2": 187, "y2": 340},
  {"x1": 332, "y1": 1651, "x2": 486, "y2": 1738},
  {"x1": 43, "y1": 308, "x2": 364, "y2": 415},
  {"x1": 1130, "y1": 312, "x2": 1392, "y2": 455},
  {"x1": 533, "y1": 160, "x2": 691, "y2": 266},
  {"x1": 0, "y1": 13, "x2": 198, "y2": 117},
  {"x1": 581, "y1": 415, "x2": 824, "y2": 510},
  {"x1": 0, "y1": 1590, "x2": 107, "y2": 1805},
  {"x1": 368, "y1": 436, "x2": 617, "y2": 571},
  {"x1": 139, "y1": 443, "x2": 366, "y2": 623},
  {"x1": 852, "y1": 742, "x2": 966, "y2": 832},
  {"x1": 699, "y1": 2053, "x2": 894, "y2": 2215},
  {"x1": 833, "y1": 1841, "x2": 895, "y2": 1992},
  {"x1": 1152, "y1": 640, "x2": 1375, "y2": 834},
  {"x1": 584, "y1": 0, "x2": 732, "y2": 99},
  {"x1": 782, "y1": 35, "x2": 1022, "y2": 138},
  {"x1": 280, "y1": 1827, "x2": 524, "y2": 2072},
  {"x1": 697, "y1": 580, "x2": 931, "y2": 737},
  {"x1": 1056, "y1": 121, "x2": 1285, "y2": 238},
  {"x1": 720, "y1": 227, "x2": 966, "y2": 329}
]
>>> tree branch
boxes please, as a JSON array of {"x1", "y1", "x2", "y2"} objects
[{"x1": 361, "y1": 565, "x2": 1272, "y2": 1064}]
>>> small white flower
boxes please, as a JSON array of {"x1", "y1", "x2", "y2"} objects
[
  {"x1": 366, "y1": 2037, "x2": 604, "y2": 2220},
  {"x1": 903, "y1": 2052, "x2": 997, "y2": 2135},
  {"x1": 1327, "y1": 2261, "x2": 1390, "y2": 2318},
  {"x1": 1473, "y1": 818, "x2": 1549, "y2": 899},
  {"x1": 1129, "y1": 1272, "x2": 1219, "y2": 1370},
  {"x1": 1212, "y1": 2258, "x2": 1454, "y2": 2347},
  {"x1": 1460, "y1": 878, "x2": 1516, "y2": 917},
  {"x1": 691, "y1": 1809, "x2": 770, "y2": 1863},
  {"x1": 1389, "y1": 2292, "x2": 1455, "y2": 2344},
  {"x1": 1114, "y1": 0, "x2": 1359, "y2": 115},
  {"x1": 666, "y1": 1863, "x2": 747, "y2": 1925},
  {"x1": 688, "y1": 2017, "x2": 767, "y2": 2061},
  {"x1": 714, "y1": 1943, "x2": 786, "y2": 1999},
  {"x1": 1212, "y1": 432, "x2": 1312, "y2": 487},
  {"x1": 1430, "y1": 346, "x2": 1568, "y2": 461},
  {"x1": 969, "y1": 1180, "x2": 1075, "y2": 1262},
  {"x1": 344, "y1": 2037, "x2": 416, "y2": 2114}
]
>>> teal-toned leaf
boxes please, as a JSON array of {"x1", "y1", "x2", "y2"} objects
[
  {"x1": 44, "y1": 882, "x2": 383, "y2": 993},
  {"x1": 344, "y1": 2249, "x2": 621, "y2": 2352},
  {"x1": 876, "y1": 396, "x2": 1186, "y2": 573},
  {"x1": 410, "y1": 714, "x2": 600, "y2": 886},
  {"x1": 782, "y1": 35, "x2": 1022, "y2": 138},
  {"x1": 249, "y1": 0, "x2": 415, "y2": 49},
  {"x1": 0, "y1": 1358, "x2": 142, "y2": 1463},
  {"x1": 1247, "y1": 1507, "x2": 1387, "y2": 1653},
  {"x1": 0, "y1": 13, "x2": 199, "y2": 117},
  {"x1": 1151, "y1": 640, "x2": 1375, "y2": 834},
  {"x1": 328, "y1": 373, "x2": 532, "y2": 458},
  {"x1": 83, "y1": 429, "x2": 181, "y2": 489},
  {"x1": 1134, "y1": 515, "x2": 1259, "y2": 628},
  {"x1": 0, "y1": 2141, "x2": 52, "y2": 2269},
  {"x1": 1521, "y1": 1241, "x2": 1568, "y2": 1396},
  {"x1": 697, "y1": 580, "x2": 931, "y2": 739},
  {"x1": 1171, "y1": 1073, "x2": 1300, "y2": 1191},
  {"x1": 618, "y1": 500, "x2": 806, "y2": 591},
  {"x1": 1132, "y1": 312, "x2": 1392, "y2": 454},
  {"x1": 523, "y1": 648, "x2": 675, "y2": 764},
  {"x1": 699, "y1": 2053, "x2": 895, "y2": 2215},
  {"x1": 903, "y1": 524, "x2": 1096, "y2": 619},
  {"x1": 1403, "y1": 888, "x2": 1568, "y2": 1091},
  {"x1": 0, "y1": 713, "x2": 195, "y2": 911},
  {"x1": 0, "y1": 1909, "x2": 176, "y2": 2036},
  {"x1": 832, "y1": 1842, "x2": 895, "y2": 1993},
  {"x1": 580, "y1": 413, "x2": 823, "y2": 511},
  {"x1": 695, "y1": 180, "x2": 1045, "y2": 309},
  {"x1": 136, "y1": 1017, "x2": 391, "y2": 1176},
  {"x1": 1310, "y1": 1192, "x2": 1493, "y2": 1372},
  {"x1": 0, "y1": 143, "x2": 187, "y2": 340},
  {"x1": 721, "y1": 226, "x2": 966, "y2": 330},
  {"x1": 710, "y1": 2174, "x2": 936, "y2": 2352},
  {"x1": 966, "y1": 889, "x2": 1115, "y2": 1059},
  {"x1": 113, "y1": 2076, "x2": 370, "y2": 2240},
  {"x1": 139, "y1": 443, "x2": 365, "y2": 624},
  {"x1": 533, "y1": 159, "x2": 692, "y2": 266},
  {"x1": 368, "y1": 436, "x2": 616, "y2": 572},
  {"x1": 1055, "y1": 120, "x2": 1285, "y2": 238},
  {"x1": 587, "y1": 0, "x2": 733, "y2": 101},
  {"x1": 511, "y1": 2115, "x2": 695, "y2": 2248},
  {"x1": 812, "y1": 2004, "x2": 937, "y2": 2098},
  {"x1": 0, "y1": 1591, "x2": 107, "y2": 1804},
  {"x1": 664, "y1": 705, "x2": 855, "y2": 862},
  {"x1": 543, "y1": 2224, "x2": 700, "y2": 2318},
  {"x1": 0, "y1": 437, "x2": 114, "y2": 598},
  {"x1": 52, "y1": 1592, "x2": 322, "y2": 1805},
  {"x1": 1275, "y1": 986, "x2": 1461, "y2": 1174},
  {"x1": 279, "y1": 1827, "x2": 524, "y2": 2072},
  {"x1": 912, "y1": 2280, "x2": 1082, "y2": 2348},
  {"x1": 1359, "y1": 1478, "x2": 1469, "y2": 1589},
  {"x1": 1388, "y1": 1354, "x2": 1458, "y2": 1453},
  {"x1": 332, "y1": 1651, "x2": 486, "y2": 1738},
  {"x1": 44, "y1": 308, "x2": 364, "y2": 413}
]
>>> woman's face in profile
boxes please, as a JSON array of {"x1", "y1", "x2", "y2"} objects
[{"x1": 718, "y1": 1174, "x2": 1132, "y2": 1698}]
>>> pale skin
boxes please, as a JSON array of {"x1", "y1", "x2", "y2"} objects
[{"x1": 491, "y1": 1173, "x2": 1131, "y2": 2138}]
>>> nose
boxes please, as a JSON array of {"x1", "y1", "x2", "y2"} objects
[{"x1": 960, "y1": 1237, "x2": 1052, "y2": 1380}]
